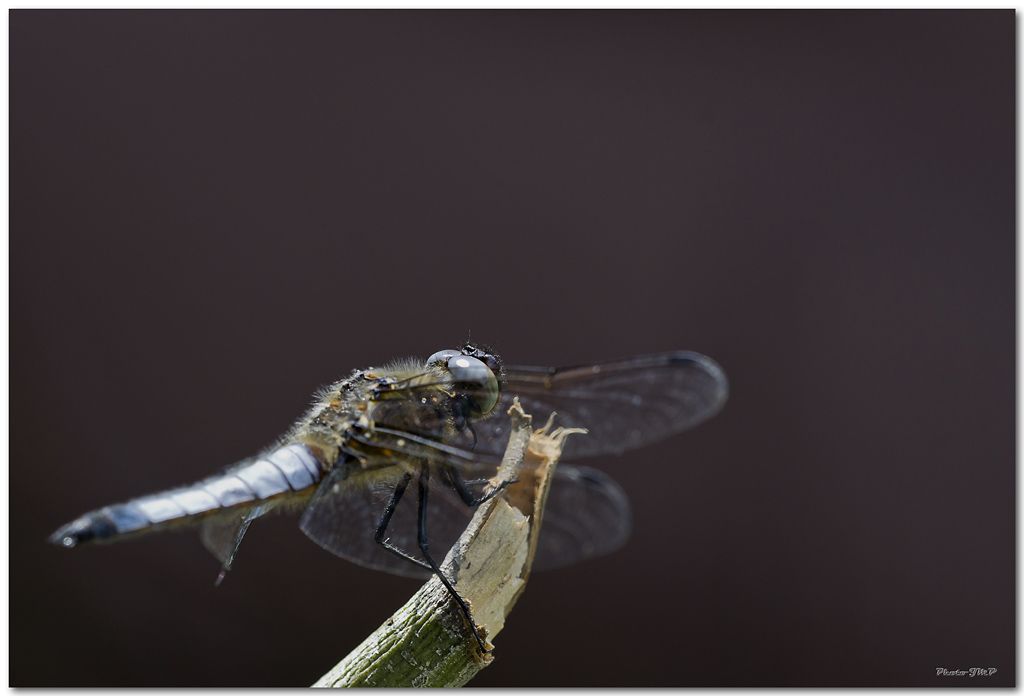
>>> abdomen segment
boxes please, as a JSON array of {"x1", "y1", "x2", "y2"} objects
[{"x1": 49, "y1": 444, "x2": 322, "y2": 548}]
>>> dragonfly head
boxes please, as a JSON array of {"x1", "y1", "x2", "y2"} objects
[
  {"x1": 425, "y1": 343, "x2": 503, "y2": 417},
  {"x1": 458, "y1": 341, "x2": 502, "y2": 374}
]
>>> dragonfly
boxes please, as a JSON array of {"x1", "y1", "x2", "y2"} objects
[{"x1": 50, "y1": 342, "x2": 728, "y2": 652}]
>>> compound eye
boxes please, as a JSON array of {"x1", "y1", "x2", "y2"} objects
[
  {"x1": 426, "y1": 349, "x2": 460, "y2": 366},
  {"x1": 447, "y1": 355, "x2": 499, "y2": 415}
]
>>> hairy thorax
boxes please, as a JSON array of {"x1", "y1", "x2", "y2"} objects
[{"x1": 287, "y1": 359, "x2": 454, "y2": 471}]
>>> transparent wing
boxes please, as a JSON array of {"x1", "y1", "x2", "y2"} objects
[
  {"x1": 367, "y1": 351, "x2": 727, "y2": 464},
  {"x1": 421, "y1": 351, "x2": 728, "y2": 461},
  {"x1": 504, "y1": 351, "x2": 727, "y2": 460},
  {"x1": 297, "y1": 457, "x2": 486, "y2": 579},
  {"x1": 300, "y1": 460, "x2": 633, "y2": 577},
  {"x1": 533, "y1": 465, "x2": 632, "y2": 571},
  {"x1": 200, "y1": 512, "x2": 250, "y2": 566},
  {"x1": 199, "y1": 504, "x2": 266, "y2": 584}
]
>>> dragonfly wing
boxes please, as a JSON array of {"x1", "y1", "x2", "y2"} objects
[
  {"x1": 199, "y1": 504, "x2": 267, "y2": 582},
  {"x1": 417, "y1": 352, "x2": 728, "y2": 462},
  {"x1": 499, "y1": 351, "x2": 728, "y2": 460},
  {"x1": 532, "y1": 465, "x2": 632, "y2": 571},
  {"x1": 298, "y1": 458, "x2": 478, "y2": 580},
  {"x1": 299, "y1": 446, "x2": 631, "y2": 576},
  {"x1": 200, "y1": 512, "x2": 248, "y2": 565}
]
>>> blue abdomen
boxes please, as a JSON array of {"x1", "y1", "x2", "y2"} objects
[{"x1": 49, "y1": 444, "x2": 322, "y2": 548}]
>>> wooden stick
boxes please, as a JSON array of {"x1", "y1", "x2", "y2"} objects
[{"x1": 313, "y1": 400, "x2": 583, "y2": 688}]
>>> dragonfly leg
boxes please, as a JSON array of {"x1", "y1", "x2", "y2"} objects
[
  {"x1": 443, "y1": 464, "x2": 517, "y2": 507},
  {"x1": 452, "y1": 398, "x2": 479, "y2": 449},
  {"x1": 418, "y1": 464, "x2": 490, "y2": 654},
  {"x1": 373, "y1": 472, "x2": 431, "y2": 572}
]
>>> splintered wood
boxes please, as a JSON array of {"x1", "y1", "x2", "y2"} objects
[{"x1": 313, "y1": 400, "x2": 583, "y2": 688}]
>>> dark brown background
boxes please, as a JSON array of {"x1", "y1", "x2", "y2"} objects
[{"x1": 11, "y1": 10, "x2": 1014, "y2": 687}]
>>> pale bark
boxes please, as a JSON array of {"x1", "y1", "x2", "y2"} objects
[{"x1": 313, "y1": 400, "x2": 582, "y2": 688}]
